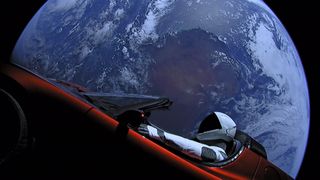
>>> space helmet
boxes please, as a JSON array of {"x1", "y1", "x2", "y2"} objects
[{"x1": 196, "y1": 112, "x2": 236, "y2": 143}]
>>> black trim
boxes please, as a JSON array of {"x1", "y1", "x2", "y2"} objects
[
  {"x1": 235, "y1": 130, "x2": 267, "y2": 159},
  {"x1": 201, "y1": 140, "x2": 244, "y2": 167},
  {"x1": 0, "y1": 88, "x2": 28, "y2": 166}
]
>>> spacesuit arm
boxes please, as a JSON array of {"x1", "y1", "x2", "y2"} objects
[{"x1": 138, "y1": 124, "x2": 227, "y2": 162}]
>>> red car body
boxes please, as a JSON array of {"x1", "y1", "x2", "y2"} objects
[{"x1": 0, "y1": 63, "x2": 291, "y2": 179}]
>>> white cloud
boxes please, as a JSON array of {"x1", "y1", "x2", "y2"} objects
[
  {"x1": 246, "y1": 0, "x2": 274, "y2": 15},
  {"x1": 50, "y1": 0, "x2": 78, "y2": 11},
  {"x1": 132, "y1": 0, "x2": 175, "y2": 44},
  {"x1": 92, "y1": 21, "x2": 115, "y2": 44},
  {"x1": 247, "y1": 21, "x2": 309, "y2": 178},
  {"x1": 120, "y1": 67, "x2": 139, "y2": 88},
  {"x1": 122, "y1": 46, "x2": 130, "y2": 59},
  {"x1": 115, "y1": 8, "x2": 125, "y2": 19}
]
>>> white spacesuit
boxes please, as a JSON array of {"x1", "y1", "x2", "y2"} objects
[{"x1": 138, "y1": 112, "x2": 237, "y2": 162}]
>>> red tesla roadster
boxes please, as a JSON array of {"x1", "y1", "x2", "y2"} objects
[{"x1": 0, "y1": 63, "x2": 292, "y2": 179}]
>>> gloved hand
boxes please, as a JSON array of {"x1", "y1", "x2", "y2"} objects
[{"x1": 138, "y1": 124, "x2": 150, "y2": 136}]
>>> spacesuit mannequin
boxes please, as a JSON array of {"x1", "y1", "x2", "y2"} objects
[{"x1": 138, "y1": 112, "x2": 237, "y2": 162}]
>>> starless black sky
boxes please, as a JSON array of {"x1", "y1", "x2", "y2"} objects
[{"x1": 0, "y1": 0, "x2": 318, "y2": 179}]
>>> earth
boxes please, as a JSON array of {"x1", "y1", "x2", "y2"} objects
[{"x1": 11, "y1": 0, "x2": 309, "y2": 178}]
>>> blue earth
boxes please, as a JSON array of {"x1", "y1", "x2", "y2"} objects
[{"x1": 11, "y1": 0, "x2": 309, "y2": 178}]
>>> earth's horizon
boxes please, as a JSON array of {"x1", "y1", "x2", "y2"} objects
[{"x1": 12, "y1": 0, "x2": 309, "y2": 178}]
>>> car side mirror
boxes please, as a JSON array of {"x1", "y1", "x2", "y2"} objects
[{"x1": 116, "y1": 110, "x2": 146, "y2": 128}]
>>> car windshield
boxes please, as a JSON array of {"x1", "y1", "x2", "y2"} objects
[
  {"x1": 50, "y1": 78, "x2": 174, "y2": 123},
  {"x1": 51, "y1": 77, "x2": 208, "y2": 138},
  {"x1": 81, "y1": 92, "x2": 172, "y2": 116}
]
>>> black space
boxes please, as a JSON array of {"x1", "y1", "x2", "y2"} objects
[{"x1": 0, "y1": 1, "x2": 318, "y2": 179}]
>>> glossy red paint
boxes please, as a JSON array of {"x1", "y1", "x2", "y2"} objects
[
  {"x1": 205, "y1": 148, "x2": 260, "y2": 180},
  {"x1": 253, "y1": 154, "x2": 291, "y2": 180},
  {"x1": 0, "y1": 63, "x2": 92, "y2": 114},
  {"x1": 87, "y1": 108, "x2": 221, "y2": 179},
  {"x1": 0, "y1": 63, "x2": 293, "y2": 179}
]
